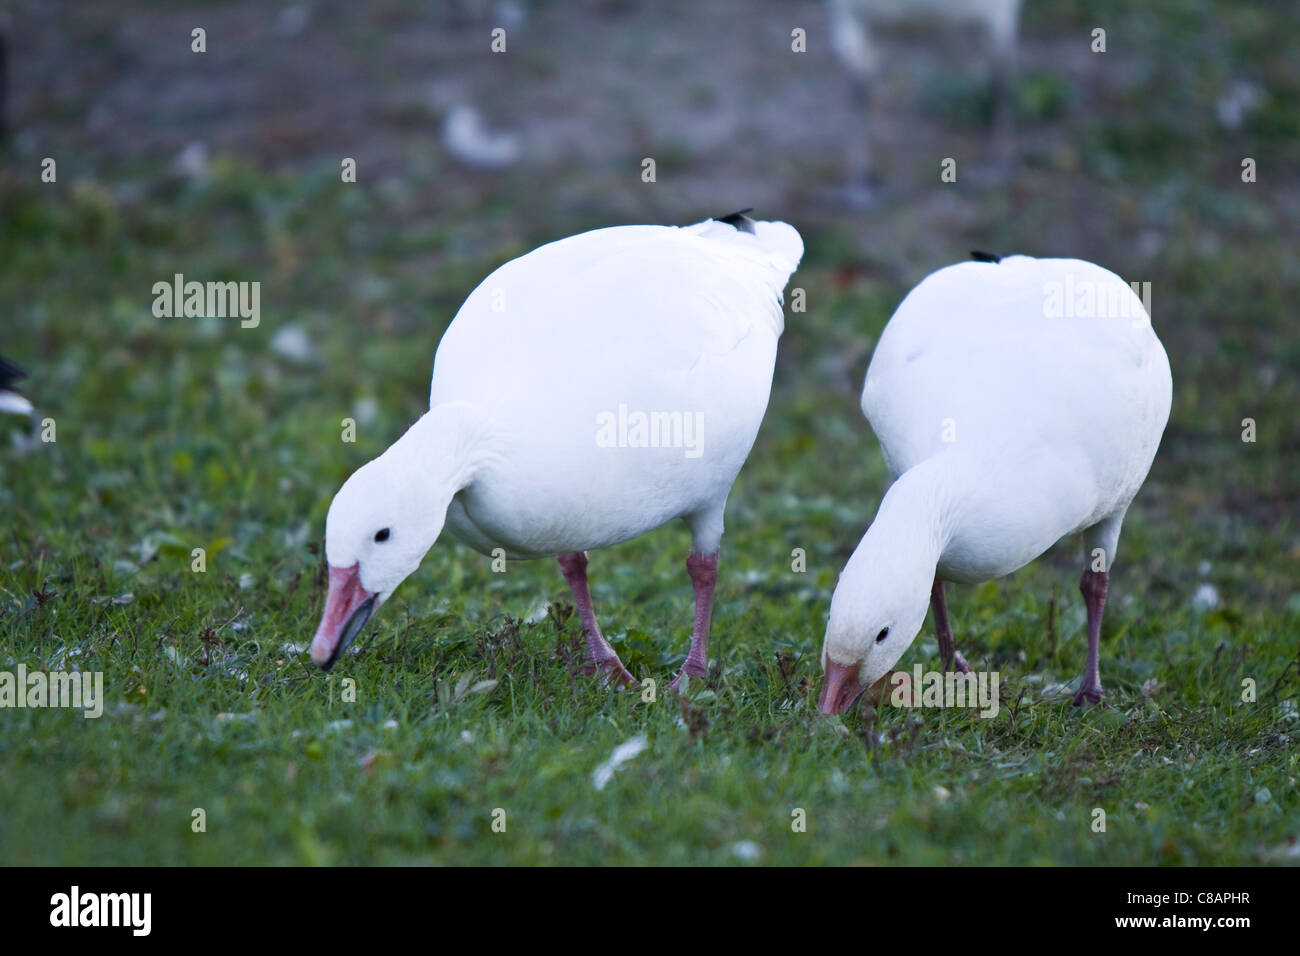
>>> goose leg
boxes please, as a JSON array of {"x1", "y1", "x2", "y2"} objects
[
  {"x1": 843, "y1": 76, "x2": 878, "y2": 209},
  {"x1": 670, "y1": 551, "x2": 718, "y2": 692},
  {"x1": 986, "y1": 11, "x2": 1019, "y2": 176},
  {"x1": 989, "y1": 50, "x2": 1017, "y2": 174},
  {"x1": 556, "y1": 551, "x2": 636, "y2": 688},
  {"x1": 931, "y1": 578, "x2": 970, "y2": 673},
  {"x1": 1073, "y1": 569, "x2": 1108, "y2": 706}
]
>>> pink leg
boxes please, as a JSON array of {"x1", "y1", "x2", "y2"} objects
[
  {"x1": 931, "y1": 577, "x2": 970, "y2": 674},
  {"x1": 1073, "y1": 569, "x2": 1108, "y2": 706},
  {"x1": 556, "y1": 552, "x2": 636, "y2": 688},
  {"x1": 670, "y1": 551, "x2": 718, "y2": 692}
]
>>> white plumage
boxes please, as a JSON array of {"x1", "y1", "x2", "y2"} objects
[
  {"x1": 433, "y1": 218, "x2": 801, "y2": 558},
  {"x1": 819, "y1": 255, "x2": 1172, "y2": 713}
]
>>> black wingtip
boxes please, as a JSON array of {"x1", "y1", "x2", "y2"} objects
[
  {"x1": 969, "y1": 250, "x2": 1002, "y2": 263},
  {"x1": 717, "y1": 208, "x2": 757, "y2": 235}
]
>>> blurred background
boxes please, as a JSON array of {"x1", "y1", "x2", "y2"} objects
[
  {"x1": 4, "y1": 0, "x2": 1296, "y2": 565},
  {"x1": 0, "y1": 0, "x2": 1298, "y2": 866}
]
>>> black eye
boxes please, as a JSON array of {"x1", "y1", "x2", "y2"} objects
[
  {"x1": 374, "y1": 528, "x2": 390, "y2": 543},
  {"x1": 875, "y1": 627, "x2": 889, "y2": 644}
]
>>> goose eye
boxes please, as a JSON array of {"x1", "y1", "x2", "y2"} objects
[
  {"x1": 875, "y1": 627, "x2": 889, "y2": 644},
  {"x1": 374, "y1": 528, "x2": 390, "y2": 543}
]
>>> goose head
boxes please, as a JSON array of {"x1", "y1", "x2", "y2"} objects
[
  {"x1": 818, "y1": 562, "x2": 931, "y2": 715},
  {"x1": 311, "y1": 414, "x2": 462, "y2": 669},
  {"x1": 817, "y1": 480, "x2": 942, "y2": 714}
]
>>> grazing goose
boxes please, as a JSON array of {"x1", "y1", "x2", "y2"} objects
[
  {"x1": 312, "y1": 213, "x2": 804, "y2": 690},
  {"x1": 818, "y1": 253, "x2": 1171, "y2": 714}
]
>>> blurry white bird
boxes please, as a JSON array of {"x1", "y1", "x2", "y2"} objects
[
  {"x1": 442, "y1": 104, "x2": 521, "y2": 169},
  {"x1": 312, "y1": 212, "x2": 804, "y2": 690},
  {"x1": 828, "y1": 0, "x2": 1022, "y2": 201},
  {"x1": 0, "y1": 356, "x2": 33, "y2": 416},
  {"x1": 819, "y1": 252, "x2": 1171, "y2": 713},
  {"x1": 171, "y1": 141, "x2": 210, "y2": 182}
]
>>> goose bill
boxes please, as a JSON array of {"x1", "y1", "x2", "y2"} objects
[{"x1": 311, "y1": 563, "x2": 377, "y2": 670}]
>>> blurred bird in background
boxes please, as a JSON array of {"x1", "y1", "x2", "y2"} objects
[
  {"x1": 829, "y1": 0, "x2": 1022, "y2": 204},
  {"x1": 435, "y1": 1, "x2": 526, "y2": 170},
  {"x1": 442, "y1": 103, "x2": 522, "y2": 170},
  {"x1": 0, "y1": 356, "x2": 33, "y2": 417}
]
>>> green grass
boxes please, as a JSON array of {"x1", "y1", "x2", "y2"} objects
[{"x1": 2, "y1": 0, "x2": 1299, "y2": 865}]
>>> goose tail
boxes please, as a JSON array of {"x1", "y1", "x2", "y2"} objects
[
  {"x1": 696, "y1": 209, "x2": 804, "y2": 278},
  {"x1": 750, "y1": 219, "x2": 804, "y2": 276}
]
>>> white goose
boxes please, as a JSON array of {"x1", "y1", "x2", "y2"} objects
[
  {"x1": 312, "y1": 213, "x2": 804, "y2": 689},
  {"x1": 818, "y1": 253, "x2": 1171, "y2": 714}
]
